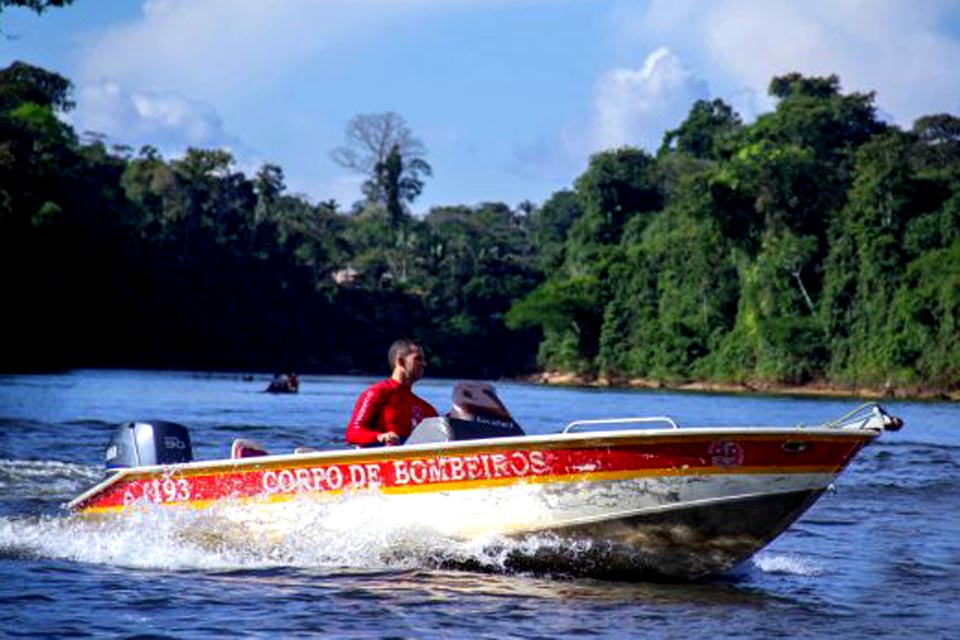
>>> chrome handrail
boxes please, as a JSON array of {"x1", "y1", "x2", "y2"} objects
[
  {"x1": 821, "y1": 402, "x2": 904, "y2": 432},
  {"x1": 562, "y1": 416, "x2": 680, "y2": 434}
]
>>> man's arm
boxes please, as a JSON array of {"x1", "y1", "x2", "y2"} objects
[
  {"x1": 345, "y1": 384, "x2": 391, "y2": 446},
  {"x1": 417, "y1": 396, "x2": 439, "y2": 421}
]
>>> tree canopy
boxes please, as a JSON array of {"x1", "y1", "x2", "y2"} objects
[
  {"x1": 2, "y1": 61, "x2": 957, "y2": 394},
  {"x1": 0, "y1": 0, "x2": 71, "y2": 14},
  {"x1": 331, "y1": 112, "x2": 432, "y2": 225}
]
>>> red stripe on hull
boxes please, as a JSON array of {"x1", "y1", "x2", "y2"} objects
[{"x1": 73, "y1": 434, "x2": 871, "y2": 513}]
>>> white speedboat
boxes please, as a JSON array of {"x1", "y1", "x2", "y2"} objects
[{"x1": 68, "y1": 383, "x2": 902, "y2": 579}]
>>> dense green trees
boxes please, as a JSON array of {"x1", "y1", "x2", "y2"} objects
[
  {"x1": 511, "y1": 72, "x2": 959, "y2": 392},
  {"x1": 1, "y1": 59, "x2": 957, "y2": 392},
  {"x1": 0, "y1": 64, "x2": 540, "y2": 375}
]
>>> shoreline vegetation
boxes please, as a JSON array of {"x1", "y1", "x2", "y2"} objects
[
  {"x1": 9, "y1": 364, "x2": 958, "y2": 402},
  {"x1": 2, "y1": 60, "x2": 959, "y2": 396},
  {"x1": 525, "y1": 371, "x2": 960, "y2": 402}
]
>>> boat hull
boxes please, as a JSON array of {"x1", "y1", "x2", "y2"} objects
[
  {"x1": 68, "y1": 428, "x2": 876, "y2": 579},
  {"x1": 493, "y1": 488, "x2": 825, "y2": 579}
]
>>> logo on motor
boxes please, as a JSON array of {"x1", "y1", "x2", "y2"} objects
[
  {"x1": 709, "y1": 440, "x2": 745, "y2": 468},
  {"x1": 164, "y1": 436, "x2": 187, "y2": 449}
]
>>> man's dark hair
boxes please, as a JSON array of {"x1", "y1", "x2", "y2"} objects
[{"x1": 387, "y1": 339, "x2": 420, "y2": 369}]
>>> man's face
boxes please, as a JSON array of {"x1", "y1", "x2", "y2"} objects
[{"x1": 401, "y1": 347, "x2": 426, "y2": 382}]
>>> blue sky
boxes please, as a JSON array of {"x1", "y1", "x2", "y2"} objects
[{"x1": 3, "y1": 0, "x2": 960, "y2": 212}]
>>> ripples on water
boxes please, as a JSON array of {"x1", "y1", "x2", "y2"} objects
[{"x1": 1, "y1": 371, "x2": 958, "y2": 638}]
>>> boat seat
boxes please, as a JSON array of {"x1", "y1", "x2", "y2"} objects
[{"x1": 231, "y1": 438, "x2": 269, "y2": 459}]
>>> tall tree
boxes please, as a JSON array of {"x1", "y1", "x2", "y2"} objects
[
  {"x1": 659, "y1": 98, "x2": 743, "y2": 160},
  {"x1": 0, "y1": 60, "x2": 73, "y2": 112},
  {"x1": 367, "y1": 143, "x2": 430, "y2": 226},
  {"x1": 821, "y1": 131, "x2": 927, "y2": 383},
  {"x1": 528, "y1": 189, "x2": 583, "y2": 272},
  {"x1": 565, "y1": 147, "x2": 662, "y2": 273},
  {"x1": 911, "y1": 114, "x2": 960, "y2": 182},
  {"x1": 331, "y1": 112, "x2": 432, "y2": 218}
]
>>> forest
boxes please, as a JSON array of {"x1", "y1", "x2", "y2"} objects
[{"x1": 1, "y1": 58, "x2": 959, "y2": 394}]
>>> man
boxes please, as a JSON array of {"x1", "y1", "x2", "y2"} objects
[{"x1": 345, "y1": 339, "x2": 438, "y2": 447}]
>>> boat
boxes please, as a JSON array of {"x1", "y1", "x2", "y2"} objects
[
  {"x1": 67, "y1": 382, "x2": 902, "y2": 579},
  {"x1": 265, "y1": 373, "x2": 299, "y2": 394}
]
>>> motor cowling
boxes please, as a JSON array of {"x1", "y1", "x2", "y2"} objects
[
  {"x1": 448, "y1": 381, "x2": 521, "y2": 431},
  {"x1": 105, "y1": 421, "x2": 193, "y2": 470},
  {"x1": 405, "y1": 381, "x2": 525, "y2": 445}
]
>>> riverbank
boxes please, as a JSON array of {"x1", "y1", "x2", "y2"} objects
[{"x1": 524, "y1": 371, "x2": 960, "y2": 402}]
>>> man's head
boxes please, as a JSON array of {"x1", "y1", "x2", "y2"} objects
[{"x1": 388, "y1": 339, "x2": 426, "y2": 385}]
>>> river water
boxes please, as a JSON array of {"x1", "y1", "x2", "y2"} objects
[{"x1": 1, "y1": 370, "x2": 958, "y2": 638}]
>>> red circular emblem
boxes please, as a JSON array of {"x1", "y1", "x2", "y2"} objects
[{"x1": 709, "y1": 440, "x2": 745, "y2": 468}]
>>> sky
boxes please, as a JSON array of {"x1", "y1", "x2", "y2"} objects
[{"x1": 3, "y1": 0, "x2": 960, "y2": 213}]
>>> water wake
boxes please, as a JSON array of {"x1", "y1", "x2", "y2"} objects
[
  {"x1": 0, "y1": 459, "x2": 101, "y2": 501},
  {"x1": 752, "y1": 552, "x2": 822, "y2": 576},
  {"x1": 0, "y1": 490, "x2": 569, "y2": 575},
  {"x1": 0, "y1": 488, "x2": 685, "y2": 580}
]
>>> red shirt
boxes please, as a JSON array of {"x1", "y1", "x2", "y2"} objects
[{"x1": 345, "y1": 379, "x2": 438, "y2": 446}]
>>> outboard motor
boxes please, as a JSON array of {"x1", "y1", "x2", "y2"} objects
[
  {"x1": 105, "y1": 421, "x2": 193, "y2": 471},
  {"x1": 448, "y1": 381, "x2": 521, "y2": 431},
  {"x1": 406, "y1": 382, "x2": 525, "y2": 445}
]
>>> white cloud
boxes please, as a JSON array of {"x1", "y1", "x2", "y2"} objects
[
  {"x1": 510, "y1": 47, "x2": 707, "y2": 180},
  {"x1": 67, "y1": 0, "x2": 471, "y2": 200},
  {"x1": 630, "y1": 0, "x2": 960, "y2": 126},
  {"x1": 78, "y1": 1, "x2": 318, "y2": 100},
  {"x1": 48, "y1": 0, "x2": 960, "y2": 210},
  {"x1": 590, "y1": 47, "x2": 708, "y2": 153},
  {"x1": 702, "y1": 0, "x2": 960, "y2": 123},
  {"x1": 74, "y1": 0, "x2": 449, "y2": 104},
  {"x1": 71, "y1": 80, "x2": 231, "y2": 152}
]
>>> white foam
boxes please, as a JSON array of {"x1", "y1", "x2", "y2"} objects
[
  {"x1": 1, "y1": 480, "x2": 751, "y2": 578},
  {"x1": 0, "y1": 459, "x2": 101, "y2": 499},
  {"x1": 752, "y1": 552, "x2": 822, "y2": 576},
  {"x1": 0, "y1": 513, "x2": 268, "y2": 571},
  {"x1": 0, "y1": 490, "x2": 517, "y2": 572}
]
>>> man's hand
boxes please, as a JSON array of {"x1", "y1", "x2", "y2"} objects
[{"x1": 377, "y1": 431, "x2": 400, "y2": 446}]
